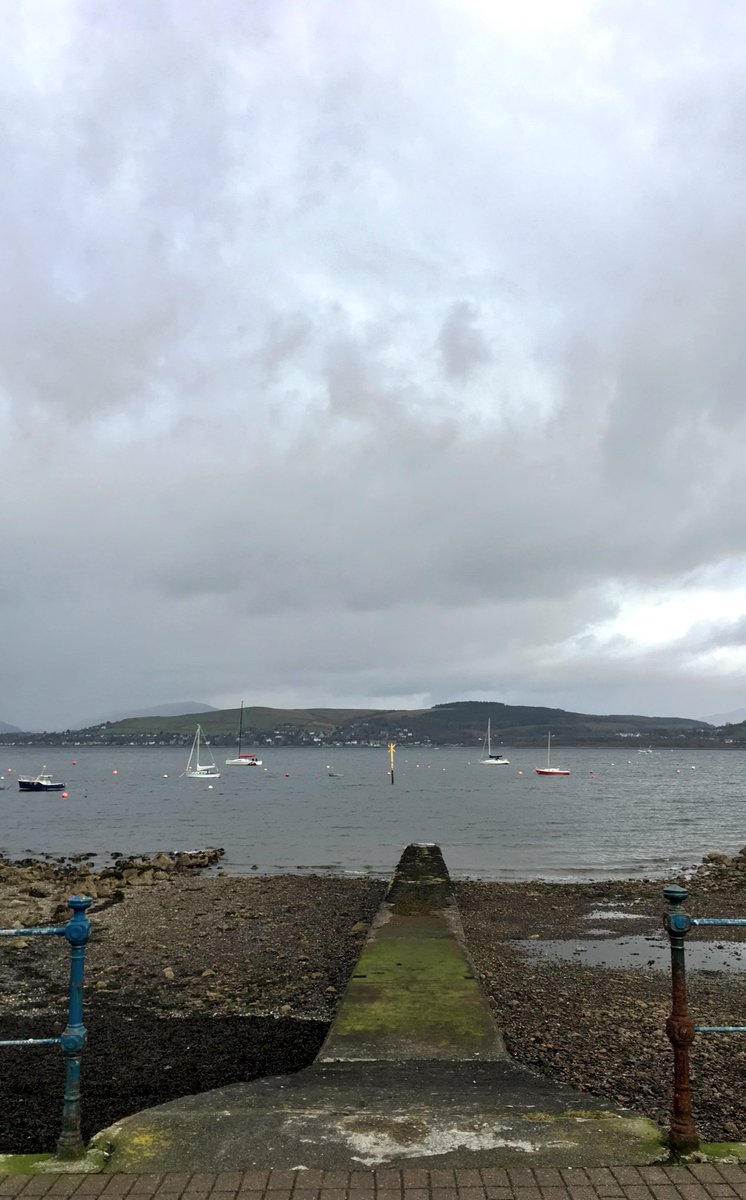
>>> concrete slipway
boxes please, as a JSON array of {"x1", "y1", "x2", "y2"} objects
[{"x1": 87, "y1": 844, "x2": 667, "y2": 1173}]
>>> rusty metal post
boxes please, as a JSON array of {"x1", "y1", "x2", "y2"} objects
[{"x1": 663, "y1": 883, "x2": 699, "y2": 1153}]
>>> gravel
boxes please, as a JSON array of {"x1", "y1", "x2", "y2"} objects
[{"x1": 0, "y1": 852, "x2": 744, "y2": 1154}]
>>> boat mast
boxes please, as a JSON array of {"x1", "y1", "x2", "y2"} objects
[
  {"x1": 237, "y1": 702, "x2": 244, "y2": 757},
  {"x1": 487, "y1": 718, "x2": 491, "y2": 757}
]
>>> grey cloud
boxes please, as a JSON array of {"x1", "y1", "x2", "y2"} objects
[
  {"x1": 5, "y1": 0, "x2": 746, "y2": 728},
  {"x1": 437, "y1": 301, "x2": 493, "y2": 380}
]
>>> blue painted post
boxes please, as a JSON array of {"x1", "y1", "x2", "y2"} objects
[
  {"x1": 55, "y1": 896, "x2": 92, "y2": 1161},
  {"x1": 663, "y1": 883, "x2": 699, "y2": 1153}
]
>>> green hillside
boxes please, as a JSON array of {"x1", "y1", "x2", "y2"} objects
[{"x1": 4, "y1": 699, "x2": 722, "y2": 748}]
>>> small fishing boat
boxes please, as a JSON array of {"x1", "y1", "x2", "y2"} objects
[
  {"x1": 185, "y1": 726, "x2": 220, "y2": 779},
  {"x1": 535, "y1": 732, "x2": 570, "y2": 776},
  {"x1": 18, "y1": 767, "x2": 66, "y2": 792},
  {"x1": 225, "y1": 702, "x2": 262, "y2": 766}
]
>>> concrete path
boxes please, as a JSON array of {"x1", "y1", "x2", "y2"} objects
[{"x1": 89, "y1": 844, "x2": 666, "y2": 1173}]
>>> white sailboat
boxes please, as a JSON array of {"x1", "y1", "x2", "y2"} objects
[
  {"x1": 225, "y1": 701, "x2": 262, "y2": 766},
  {"x1": 535, "y1": 731, "x2": 570, "y2": 776},
  {"x1": 479, "y1": 718, "x2": 509, "y2": 764},
  {"x1": 185, "y1": 725, "x2": 220, "y2": 779}
]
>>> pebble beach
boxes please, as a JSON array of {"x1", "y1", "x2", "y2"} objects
[{"x1": 0, "y1": 848, "x2": 744, "y2": 1154}]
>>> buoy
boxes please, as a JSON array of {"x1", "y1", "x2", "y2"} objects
[
  {"x1": 517, "y1": 769, "x2": 523, "y2": 775},
  {"x1": 61, "y1": 791, "x2": 69, "y2": 799},
  {"x1": 112, "y1": 769, "x2": 118, "y2": 775},
  {"x1": 208, "y1": 784, "x2": 213, "y2": 789},
  {"x1": 71, "y1": 760, "x2": 77, "y2": 765},
  {"x1": 284, "y1": 772, "x2": 289, "y2": 777},
  {"x1": 163, "y1": 774, "x2": 168, "y2": 778}
]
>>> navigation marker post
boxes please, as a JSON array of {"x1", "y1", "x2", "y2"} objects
[{"x1": 388, "y1": 741, "x2": 395, "y2": 785}]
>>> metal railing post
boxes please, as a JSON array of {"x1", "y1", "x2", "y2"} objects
[
  {"x1": 55, "y1": 896, "x2": 92, "y2": 1161},
  {"x1": 663, "y1": 883, "x2": 699, "y2": 1153}
]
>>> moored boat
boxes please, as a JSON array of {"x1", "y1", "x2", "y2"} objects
[
  {"x1": 535, "y1": 732, "x2": 570, "y2": 776},
  {"x1": 225, "y1": 702, "x2": 263, "y2": 766},
  {"x1": 480, "y1": 718, "x2": 510, "y2": 764},
  {"x1": 18, "y1": 767, "x2": 66, "y2": 792},
  {"x1": 184, "y1": 726, "x2": 220, "y2": 779}
]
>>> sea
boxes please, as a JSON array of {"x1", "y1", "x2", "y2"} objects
[{"x1": 1, "y1": 744, "x2": 743, "y2": 882}]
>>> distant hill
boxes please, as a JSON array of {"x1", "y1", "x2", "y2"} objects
[
  {"x1": 0, "y1": 720, "x2": 22, "y2": 734},
  {"x1": 704, "y1": 707, "x2": 746, "y2": 726},
  {"x1": 117, "y1": 701, "x2": 216, "y2": 720},
  {"x1": 7, "y1": 699, "x2": 719, "y2": 748},
  {"x1": 76, "y1": 701, "x2": 217, "y2": 726}
]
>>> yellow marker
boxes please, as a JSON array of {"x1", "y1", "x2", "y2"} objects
[{"x1": 388, "y1": 741, "x2": 396, "y2": 785}]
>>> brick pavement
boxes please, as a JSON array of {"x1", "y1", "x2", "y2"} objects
[{"x1": 1, "y1": 1166, "x2": 745, "y2": 1200}]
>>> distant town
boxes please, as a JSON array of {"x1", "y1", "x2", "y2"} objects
[{"x1": 0, "y1": 700, "x2": 742, "y2": 749}]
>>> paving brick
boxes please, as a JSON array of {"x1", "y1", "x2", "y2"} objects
[
  {"x1": 539, "y1": 1187, "x2": 570, "y2": 1200},
  {"x1": 533, "y1": 1173, "x2": 565, "y2": 1189},
  {"x1": 646, "y1": 1187, "x2": 681, "y2": 1200},
  {"x1": 349, "y1": 1175, "x2": 374, "y2": 1190},
  {"x1": 563, "y1": 1187, "x2": 598, "y2": 1200},
  {"x1": 479, "y1": 1172, "x2": 510, "y2": 1189},
  {"x1": 127, "y1": 1179, "x2": 163, "y2": 1197},
  {"x1": 239, "y1": 1174, "x2": 270, "y2": 1192},
  {"x1": 610, "y1": 1172, "x2": 644, "y2": 1187},
  {"x1": 375, "y1": 1173, "x2": 402, "y2": 1192},
  {"x1": 455, "y1": 1174, "x2": 484, "y2": 1190},
  {"x1": 297, "y1": 1174, "x2": 324, "y2": 1190},
  {"x1": 513, "y1": 1187, "x2": 542, "y2": 1200},
  {"x1": 481, "y1": 1189, "x2": 512, "y2": 1200},
  {"x1": 453, "y1": 1187, "x2": 485, "y2": 1200},
  {"x1": 508, "y1": 1172, "x2": 537, "y2": 1189},
  {"x1": 430, "y1": 1174, "x2": 457, "y2": 1189},
  {"x1": 19, "y1": 1181, "x2": 56, "y2": 1196},
  {"x1": 400, "y1": 1190, "x2": 428, "y2": 1200},
  {"x1": 318, "y1": 1189, "x2": 347, "y2": 1200},
  {"x1": 266, "y1": 1174, "x2": 297, "y2": 1192},
  {"x1": 320, "y1": 1174, "x2": 349, "y2": 1190},
  {"x1": 0, "y1": 1182, "x2": 26, "y2": 1197},
  {"x1": 401, "y1": 1173, "x2": 428, "y2": 1190}
]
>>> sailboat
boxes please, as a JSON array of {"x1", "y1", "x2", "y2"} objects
[
  {"x1": 535, "y1": 731, "x2": 570, "y2": 776},
  {"x1": 185, "y1": 725, "x2": 220, "y2": 779},
  {"x1": 225, "y1": 702, "x2": 262, "y2": 766},
  {"x1": 480, "y1": 718, "x2": 509, "y2": 764}
]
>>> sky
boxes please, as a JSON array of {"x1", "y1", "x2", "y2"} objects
[{"x1": 4, "y1": 0, "x2": 746, "y2": 731}]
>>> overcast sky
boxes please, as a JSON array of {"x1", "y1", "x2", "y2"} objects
[{"x1": 3, "y1": 0, "x2": 746, "y2": 731}]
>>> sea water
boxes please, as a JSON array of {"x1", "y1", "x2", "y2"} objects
[{"x1": 1, "y1": 744, "x2": 743, "y2": 880}]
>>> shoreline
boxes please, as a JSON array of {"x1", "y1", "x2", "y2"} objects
[{"x1": 0, "y1": 849, "x2": 744, "y2": 1152}]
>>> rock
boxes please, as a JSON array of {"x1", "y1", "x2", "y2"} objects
[{"x1": 163, "y1": 966, "x2": 175, "y2": 980}]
